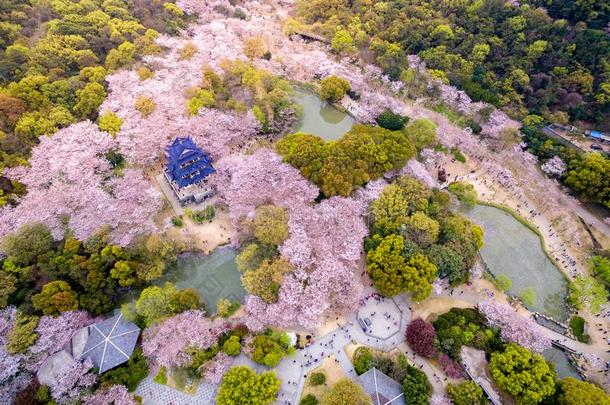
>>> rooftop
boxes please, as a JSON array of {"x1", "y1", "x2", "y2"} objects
[
  {"x1": 165, "y1": 137, "x2": 215, "y2": 188},
  {"x1": 80, "y1": 313, "x2": 140, "y2": 374},
  {"x1": 358, "y1": 367, "x2": 405, "y2": 405}
]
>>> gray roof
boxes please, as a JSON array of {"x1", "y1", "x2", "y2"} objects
[
  {"x1": 80, "y1": 313, "x2": 140, "y2": 374},
  {"x1": 358, "y1": 368, "x2": 405, "y2": 405}
]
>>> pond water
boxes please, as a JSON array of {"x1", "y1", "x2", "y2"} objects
[
  {"x1": 292, "y1": 87, "x2": 355, "y2": 140},
  {"x1": 467, "y1": 204, "x2": 569, "y2": 320},
  {"x1": 165, "y1": 247, "x2": 246, "y2": 315},
  {"x1": 543, "y1": 347, "x2": 582, "y2": 380}
]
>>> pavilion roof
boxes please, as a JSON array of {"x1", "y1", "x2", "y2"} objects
[
  {"x1": 358, "y1": 368, "x2": 405, "y2": 405},
  {"x1": 80, "y1": 313, "x2": 140, "y2": 374},
  {"x1": 165, "y1": 137, "x2": 215, "y2": 188}
]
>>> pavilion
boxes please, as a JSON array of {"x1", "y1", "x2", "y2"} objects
[
  {"x1": 163, "y1": 137, "x2": 215, "y2": 205},
  {"x1": 79, "y1": 313, "x2": 140, "y2": 374},
  {"x1": 358, "y1": 367, "x2": 405, "y2": 405}
]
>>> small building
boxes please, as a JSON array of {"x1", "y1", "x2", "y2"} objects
[
  {"x1": 358, "y1": 367, "x2": 405, "y2": 405},
  {"x1": 164, "y1": 137, "x2": 215, "y2": 205},
  {"x1": 79, "y1": 313, "x2": 140, "y2": 374}
]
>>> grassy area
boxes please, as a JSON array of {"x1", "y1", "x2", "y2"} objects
[
  {"x1": 431, "y1": 103, "x2": 470, "y2": 128},
  {"x1": 569, "y1": 316, "x2": 591, "y2": 343},
  {"x1": 300, "y1": 356, "x2": 347, "y2": 404}
]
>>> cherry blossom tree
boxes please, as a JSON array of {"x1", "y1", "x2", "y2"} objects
[
  {"x1": 83, "y1": 385, "x2": 138, "y2": 405},
  {"x1": 47, "y1": 357, "x2": 97, "y2": 404},
  {"x1": 541, "y1": 156, "x2": 567, "y2": 177},
  {"x1": 142, "y1": 310, "x2": 229, "y2": 370},
  {"x1": 25, "y1": 310, "x2": 93, "y2": 372},
  {"x1": 0, "y1": 122, "x2": 162, "y2": 245},
  {"x1": 438, "y1": 352, "x2": 466, "y2": 379},
  {"x1": 478, "y1": 300, "x2": 551, "y2": 353},
  {"x1": 201, "y1": 352, "x2": 232, "y2": 384}
]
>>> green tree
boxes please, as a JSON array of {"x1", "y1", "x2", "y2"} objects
[
  {"x1": 490, "y1": 344, "x2": 556, "y2": 404},
  {"x1": 557, "y1": 377, "x2": 610, "y2": 404},
  {"x1": 0, "y1": 272, "x2": 18, "y2": 308},
  {"x1": 447, "y1": 381, "x2": 485, "y2": 405},
  {"x1": 370, "y1": 184, "x2": 408, "y2": 235},
  {"x1": 367, "y1": 234, "x2": 437, "y2": 299},
  {"x1": 6, "y1": 312, "x2": 39, "y2": 354},
  {"x1": 97, "y1": 112, "x2": 123, "y2": 136},
  {"x1": 217, "y1": 298, "x2": 240, "y2": 318},
  {"x1": 402, "y1": 364, "x2": 432, "y2": 405},
  {"x1": 319, "y1": 76, "x2": 350, "y2": 103},
  {"x1": 589, "y1": 255, "x2": 610, "y2": 287},
  {"x1": 376, "y1": 110, "x2": 408, "y2": 131},
  {"x1": 223, "y1": 335, "x2": 242, "y2": 356},
  {"x1": 331, "y1": 30, "x2": 356, "y2": 54},
  {"x1": 32, "y1": 280, "x2": 79, "y2": 315},
  {"x1": 131, "y1": 282, "x2": 200, "y2": 326},
  {"x1": 568, "y1": 276, "x2": 608, "y2": 313},
  {"x1": 565, "y1": 153, "x2": 610, "y2": 208},
  {"x1": 216, "y1": 366, "x2": 280, "y2": 405},
  {"x1": 519, "y1": 287, "x2": 536, "y2": 306},
  {"x1": 428, "y1": 244, "x2": 468, "y2": 285},
  {"x1": 404, "y1": 119, "x2": 437, "y2": 150},
  {"x1": 402, "y1": 211, "x2": 440, "y2": 247},
  {"x1": 253, "y1": 205, "x2": 289, "y2": 246},
  {"x1": 242, "y1": 258, "x2": 292, "y2": 303},
  {"x1": 105, "y1": 41, "x2": 136, "y2": 71},
  {"x1": 352, "y1": 346, "x2": 373, "y2": 375},
  {"x1": 187, "y1": 89, "x2": 215, "y2": 115},
  {"x1": 2, "y1": 223, "x2": 54, "y2": 266},
  {"x1": 448, "y1": 182, "x2": 478, "y2": 209},
  {"x1": 321, "y1": 379, "x2": 370, "y2": 405},
  {"x1": 135, "y1": 96, "x2": 156, "y2": 117},
  {"x1": 74, "y1": 82, "x2": 106, "y2": 118}
]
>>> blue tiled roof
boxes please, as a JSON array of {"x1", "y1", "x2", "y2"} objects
[{"x1": 166, "y1": 137, "x2": 215, "y2": 188}]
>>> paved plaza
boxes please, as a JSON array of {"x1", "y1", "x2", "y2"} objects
[{"x1": 135, "y1": 292, "x2": 412, "y2": 405}]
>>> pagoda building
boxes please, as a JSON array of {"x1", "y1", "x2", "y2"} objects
[{"x1": 163, "y1": 137, "x2": 215, "y2": 205}]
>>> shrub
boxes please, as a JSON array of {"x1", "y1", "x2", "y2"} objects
[
  {"x1": 178, "y1": 42, "x2": 198, "y2": 60},
  {"x1": 6, "y1": 312, "x2": 39, "y2": 354},
  {"x1": 447, "y1": 381, "x2": 485, "y2": 405},
  {"x1": 447, "y1": 181, "x2": 477, "y2": 209},
  {"x1": 171, "y1": 216, "x2": 183, "y2": 227},
  {"x1": 97, "y1": 112, "x2": 123, "y2": 136},
  {"x1": 187, "y1": 89, "x2": 215, "y2": 115},
  {"x1": 137, "y1": 66, "x2": 154, "y2": 80},
  {"x1": 569, "y1": 316, "x2": 590, "y2": 343},
  {"x1": 519, "y1": 287, "x2": 536, "y2": 306},
  {"x1": 352, "y1": 346, "x2": 373, "y2": 375},
  {"x1": 402, "y1": 364, "x2": 432, "y2": 404},
  {"x1": 135, "y1": 96, "x2": 156, "y2": 118},
  {"x1": 217, "y1": 298, "x2": 240, "y2": 317},
  {"x1": 153, "y1": 366, "x2": 168, "y2": 384},
  {"x1": 405, "y1": 318, "x2": 437, "y2": 358},
  {"x1": 223, "y1": 335, "x2": 242, "y2": 356},
  {"x1": 494, "y1": 274, "x2": 512, "y2": 292},
  {"x1": 376, "y1": 110, "x2": 409, "y2": 131},
  {"x1": 451, "y1": 147, "x2": 466, "y2": 163},
  {"x1": 319, "y1": 76, "x2": 350, "y2": 103},
  {"x1": 191, "y1": 206, "x2": 215, "y2": 223},
  {"x1": 300, "y1": 394, "x2": 318, "y2": 405},
  {"x1": 100, "y1": 347, "x2": 149, "y2": 391},
  {"x1": 309, "y1": 372, "x2": 326, "y2": 386}
]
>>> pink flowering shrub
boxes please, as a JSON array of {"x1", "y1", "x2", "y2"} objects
[
  {"x1": 83, "y1": 385, "x2": 139, "y2": 405},
  {"x1": 438, "y1": 352, "x2": 466, "y2": 379},
  {"x1": 478, "y1": 300, "x2": 551, "y2": 353}
]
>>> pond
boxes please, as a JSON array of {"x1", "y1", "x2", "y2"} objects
[
  {"x1": 467, "y1": 204, "x2": 569, "y2": 320},
  {"x1": 165, "y1": 247, "x2": 246, "y2": 315},
  {"x1": 292, "y1": 87, "x2": 355, "y2": 140},
  {"x1": 543, "y1": 347, "x2": 582, "y2": 380}
]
